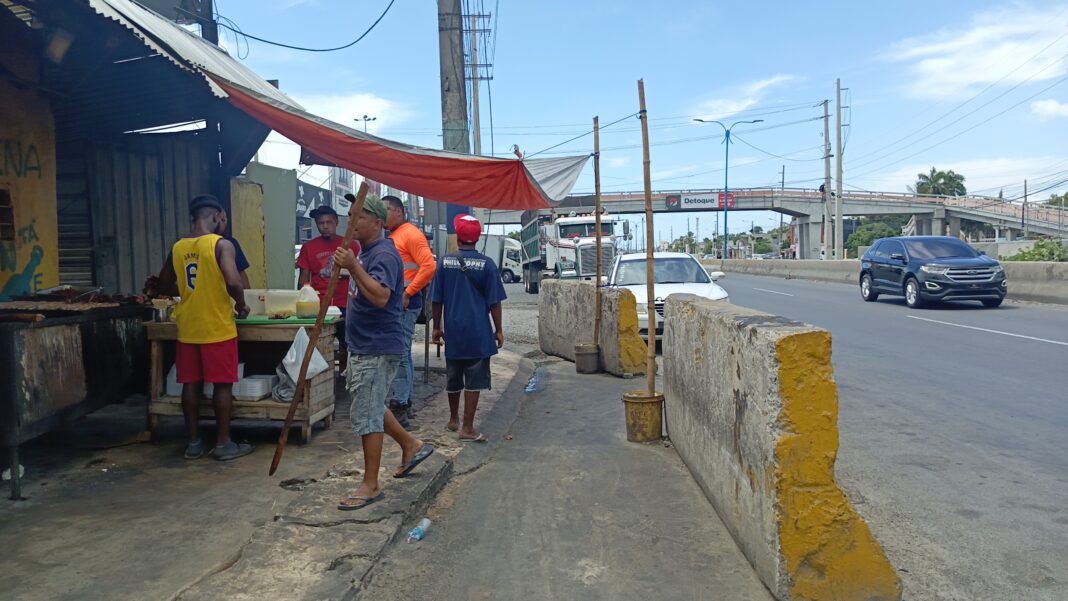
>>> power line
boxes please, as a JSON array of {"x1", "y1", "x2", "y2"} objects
[
  {"x1": 732, "y1": 135, "x2": 824, "y2": 162},
  {"x1": 217, "y1": 0, "x2": 396, "y2": 52},
  {"x1": 525, "y1": 111, "x2": 639, "y2": 158}
]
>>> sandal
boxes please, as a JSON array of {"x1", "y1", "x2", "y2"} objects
[{"x1": 337, "y1": 491, "x2": 384, "y2": 511}]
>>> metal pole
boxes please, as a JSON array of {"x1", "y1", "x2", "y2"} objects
[
  {"x1": 1022, "y1": 179, "x2": 1027, "y2": 236},
  {"x1": 822, "y1": 99, "x2": 831, "y2": 260},
  {"x1": 723, "y1": 128, "x2": 731, "y2": 265},
  {"x1": 835, "y1": 79, "x2": 844, "y2": 260},
  {"x1": 593, "y1": 116, "x2": 603, "y2": 349},
  {"x1": 638, "y1": 79, "x2": 657, "y2": 396},
  {"x1": 780, "y1": 165, "x2": 785, "y2": 239},
  {"x1": 469, "y1": 13, "x2": 481, "y2": 156}
]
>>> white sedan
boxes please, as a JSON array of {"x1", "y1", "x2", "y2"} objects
[{"x1": 608, "y1": 252, "x2": 728, "y2": 334}]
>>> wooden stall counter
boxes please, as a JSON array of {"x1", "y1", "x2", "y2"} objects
[{"x1": 145, "y1": 318, "x2": 337, "y2": 443}]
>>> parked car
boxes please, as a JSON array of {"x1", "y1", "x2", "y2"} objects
[
  {"x1": 608, "y1": 252, "x2": 728, "y2": 334},
  {"x1": 859, "y1": 236, "x2": 1007, "y2": 308}
]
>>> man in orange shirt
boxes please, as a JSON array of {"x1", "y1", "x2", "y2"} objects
[{"x1": 383, "y1": 195, "x2": 436, "y2": 427}]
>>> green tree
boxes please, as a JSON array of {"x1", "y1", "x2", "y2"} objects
[
  {"x1": 846, "y1": 222, "x2": 899, "y2": 256},
  {"x1": 753, "y1": 238, "x2": 774, "y2": 254},
  {"x1": 909, "y1": 167, "x2": 967, "y2": 196},
  {"x1": 506, "y1": 231, "x2": 522, "y2": 241},
  {"x1": 1001, "y1": 239, "x2": 1067, "y2": 261},
  {"x1": 1045, "y1": 192, "x2": 1067, "y2": 208}
]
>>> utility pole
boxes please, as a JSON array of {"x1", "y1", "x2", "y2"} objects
[
  {"x1": 436, "y1": 0, "x2": 470, "y2": 254},
  {"x1": 695, "y1": 217, "x2": 700, "y2": 254},
  {"x1": 835, "y1": 78, "x2": 844, "y2": 260},
  {"x1": 1022, "y1": 179, "x2": 1028, "y2": 236},
  {"x1": 780, "y1": 165, "x2": 785, "y2": 235},
  {"x1": 686, "y1": 217, "x2": 691, "y2": 254},
  {"x1": 469, "y1": 12, "x2": 481, "y2": 156},
  {"x1": 822, "y1": 99, "x2": 831, "y2": 260},
  {"x1": 198, "y1": 0, "x2": 219, "y2": 43}
]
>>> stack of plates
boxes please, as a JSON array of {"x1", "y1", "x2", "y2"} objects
[{"x1": 233, "y1": 374, "x2": 279, "y2": 401}]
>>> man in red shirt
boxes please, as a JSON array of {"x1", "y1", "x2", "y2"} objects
[{"x1": 296, "y1": 205, "x2": 360, "y2": 369}]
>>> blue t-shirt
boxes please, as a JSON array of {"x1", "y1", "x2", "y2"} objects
[
  {"x1": 429, "y1": 249, "x2": 508, "y2": 360},
  {"x1": 346, "y1": 238, "x2": 406, "y2": 356},
  {"x1": 227, "y1": 236, "x2": 250, "y2": 272}
]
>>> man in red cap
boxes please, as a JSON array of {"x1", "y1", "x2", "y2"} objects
[{"x1": 429, "y1": 214, "x2": 507, "y2": 441}]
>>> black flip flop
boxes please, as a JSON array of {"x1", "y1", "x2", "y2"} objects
[
  {"x1": 394, "y1": 444, "x2": 435, "y2": 478},
  {"x1": 337, "y1": 491, "x2": 384, "y2": 511}
]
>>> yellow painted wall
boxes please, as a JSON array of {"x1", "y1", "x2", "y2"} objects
[
  {"x1": 0, "y1": 34, "x2": 58, "y2": 299},
  {"x1": 230, "y1": 177, "x2": 267, "y2": 288}
]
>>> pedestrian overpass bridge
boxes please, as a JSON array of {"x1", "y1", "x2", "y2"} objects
[{"x1": 477, "y1": 187, "x2": 1068, "y2": 259}]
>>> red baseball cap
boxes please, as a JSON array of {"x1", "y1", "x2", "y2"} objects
[{"x1": 453, "y1": 213, "x2": 482, "y2": 244}]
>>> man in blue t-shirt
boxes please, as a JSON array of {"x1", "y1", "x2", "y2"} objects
[
  {"x1": 331, "y1": 196, "x2": 433, "y2": 511},
  {"x1": 430, "y1": 214, "x2": 507, "y2": 442}
]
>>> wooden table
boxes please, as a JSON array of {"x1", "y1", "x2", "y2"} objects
[{"x1": 145, "y1": 320, "x2": 337, "y2": 443}]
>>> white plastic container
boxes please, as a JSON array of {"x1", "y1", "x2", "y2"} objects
[
  {"x1": 244, "y1": 288, "x2": 267, "y2": 316},
  {"x1": 233, "y1": 374, "x2": 279, "y2": 401},
  {"x1": 265, "y1": 289, "x2": 300, "y2": 318},
  {"x1": 296, "y1": 284, "x2": 320, "y2": 318}
]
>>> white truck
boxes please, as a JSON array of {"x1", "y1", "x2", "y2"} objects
[
  {"x1": 519, "y1": 210, "x2": 626, "y2": 293},
  {"x1": 477, "y1": 234, "x2": 523, "y2": 283}
]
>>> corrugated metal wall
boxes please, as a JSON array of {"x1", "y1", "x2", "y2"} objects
[
  {"x1": 56, "y1": 156, "x2": 94, "y2": 287},
  {"x1": 86, "y1": 133, "x2": 210, "y2": 294}
]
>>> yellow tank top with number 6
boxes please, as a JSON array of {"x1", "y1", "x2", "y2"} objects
[{"x1": 171, "y1": 234, "x2": 237, "y2": 344}]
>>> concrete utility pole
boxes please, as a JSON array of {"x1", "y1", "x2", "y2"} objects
[
  {"x1": 822, "y1": 99, "x2": 831, "y2": 260},
  {"x1": 436, "y1": 0, "x2": 470, "y2": 254},
  {"x1": 469, "y1": 12, "x2": 481, "y2": 156},
  {"x1": 1022, "y1": 179, "x2": 1028, "y2": 236},
  {"x1": 835, "y1": 78, "x2": 844, "y2": 259}
]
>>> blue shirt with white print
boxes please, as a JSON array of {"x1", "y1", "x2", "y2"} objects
[{"x1": 429, "y1": 248, "x2": 507, "y2": 360}]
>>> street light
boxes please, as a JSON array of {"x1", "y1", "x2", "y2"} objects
[
  {"x1": 356, "y1": 114, "x2": 377, "y2": 133},
  {"x1": 694, "y1": 118, "x2": 763, "y2": 263}
]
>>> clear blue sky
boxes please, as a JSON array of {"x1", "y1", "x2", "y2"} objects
[{"x1": 222, "y1": 0, "x2": 1068, "y2": 242}]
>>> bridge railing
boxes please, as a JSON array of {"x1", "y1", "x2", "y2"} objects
[{"x1": 595, "y1": 187, "x2": 1068, "y2": 229}]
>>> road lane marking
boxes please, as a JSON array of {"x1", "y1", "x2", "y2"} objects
[
  {"x1": 753, "y1": 287, "x2": 795, "y2": 297},
  {"x1": 906, "y1": 316, "x2": 1068, "y2": 347}
]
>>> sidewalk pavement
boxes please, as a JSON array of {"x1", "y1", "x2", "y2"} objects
[
  {"x1": 0, "y1": 343, "x2": 525, "y2": 601},
  {"x1": 361, "y1": 359, "x2": 774, "y2": 601}
]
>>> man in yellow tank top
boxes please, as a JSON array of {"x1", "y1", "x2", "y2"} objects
[{"x1": 172, "y1": 195, "x2": 253, "y2": 461}]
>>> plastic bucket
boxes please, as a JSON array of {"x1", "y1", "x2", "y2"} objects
[
  {"x1": 574, "y1": 343, "x2": 600, "y2": 374},
  {"x1": 622, "y1": 390, "x2": 664, "y2": 442}
]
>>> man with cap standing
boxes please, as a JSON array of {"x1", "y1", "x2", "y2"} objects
[
  {"x1": 171, "y1": 194, "x2": 254, "y2": 461},
  {"x1": 383, "y1": 195, "x2": 436, "y2": 428},
  {"x1": 332, "y1": 195, "x2": 433, "y2": 510},
  {"x1": 430, "y1": 214, "x2": 507, "y2": 442},
  {"x1": 297, "y1": 204, "x2": 360, "y2": 370}
]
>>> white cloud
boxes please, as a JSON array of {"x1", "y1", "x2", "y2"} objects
[
  {"x1": 1031, "y1": 99, "x2": 1068, "y2": 119},
  {"x1": 251, "y1": 91, "x2": 415, "y2": 180},
  {"x1": 856, "y1": 156, "x2": 1066, "y2": 195},
  {"x1": 693, "y1": 74, "x2": 796, "y2": 121},
  {"x1": 887, "y1": 6, "x2": 1068, "y2": 99},
  {"x1": 606, "y1": 157, "x2": 629, "y2": 168}
]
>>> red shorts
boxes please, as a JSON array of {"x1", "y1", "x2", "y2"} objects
[{"x1": 176, "y1": 338, "x2": 239, "y2": 384}]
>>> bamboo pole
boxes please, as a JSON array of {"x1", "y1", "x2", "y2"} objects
[
  {"x1": 638, "y1": 80, "x2": 656, "y2": 396},
  {"x1": 592, "y1": 116, "x2": 603, "y2": 349},
  {"x1": 270, "y1": 182, "x2": 368, "y2": 476}
]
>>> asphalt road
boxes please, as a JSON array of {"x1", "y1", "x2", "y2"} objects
[{"x1": 716, "y1": 273, "x2": 1068, "y2": 601}]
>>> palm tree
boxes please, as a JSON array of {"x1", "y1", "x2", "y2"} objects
[{"x1": 909, "y1": 167, "x2": 967, "y2": 197}]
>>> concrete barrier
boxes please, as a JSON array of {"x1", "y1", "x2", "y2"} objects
[
  {"x1": 703, "y1": 259, "x2": 1068, "y2": 305},
  {"x1": 538, "y1": 280, "x2": 647, "y2": 376},
  {"x1": 663, "y1": 295, "x2": 900, "y2": 601}
]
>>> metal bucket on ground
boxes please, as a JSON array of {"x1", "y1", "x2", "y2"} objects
[
  {"x1": 622, "y1": 390, "x2": 664, "y2": 442},
  {"x1": 574, "y1": 343, "x2": 601, "y2": 374}
]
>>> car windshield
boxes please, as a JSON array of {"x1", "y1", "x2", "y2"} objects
[
  {"x1": 904, "y1": 239, "x2": 979, "y2": 259},
  {"x1": 559, "y1": 223, "x2": 614, "y2": 238},
  {"x1": 613, "y1": 257, "x2": 710, "y2": 285}
]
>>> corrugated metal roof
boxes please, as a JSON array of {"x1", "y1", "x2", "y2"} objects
[{"x1": 86, "y1": 0, "x2": 301, "y2": 110}]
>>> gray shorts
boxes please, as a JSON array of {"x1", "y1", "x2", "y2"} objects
[
  {"x1": 445, "y1": 357, "x2": 492, "y2": 393},
  {"x1": 348, "y1": 354, "x2": 401, "y2": 436}
]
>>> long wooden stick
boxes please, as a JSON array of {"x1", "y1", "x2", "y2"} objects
[
  {"x1": 592, "y1": 116, "x2": 603, "y2": 348},
  {"x1": 638, "y1": 80, "x2": 656, "y2": 396},
  {"x1": 270, "y1": 182, "x2": 368, "y2": 476}
]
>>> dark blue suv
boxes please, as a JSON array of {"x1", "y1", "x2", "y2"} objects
[{"x1": 860, "y1": 236, "x2": 1007, "y2": 308}]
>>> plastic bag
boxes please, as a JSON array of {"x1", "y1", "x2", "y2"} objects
[
  {"x1": 272, "y1": 363, "x2": 295, "y2": 403},
  {"x1": 282, "y1": 327, "x2": 330, "y2": 384}
]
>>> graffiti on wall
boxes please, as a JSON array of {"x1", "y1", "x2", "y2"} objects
[
  {"x1": 0, "y1": 139, "x2": 44, "y2": 179},
  {"x1": 1, "y1": 190, "x2": 48, "y2": 299}
]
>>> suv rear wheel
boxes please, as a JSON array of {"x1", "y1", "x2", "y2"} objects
[
  {"x1": 904, "y1": 278, "x2": 925, "y2": 308},
  {"x1": 860, "y1": 274, "x2": 879, "y2": 302}
]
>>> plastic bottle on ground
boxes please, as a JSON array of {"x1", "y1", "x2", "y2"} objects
[{"x1": 407, "y1": 518, "x2": 432, "y2": 543}]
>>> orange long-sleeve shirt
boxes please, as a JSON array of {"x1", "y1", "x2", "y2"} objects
[{"x1": 389, "y1": 221, "x2": 436, "y2": 297}]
